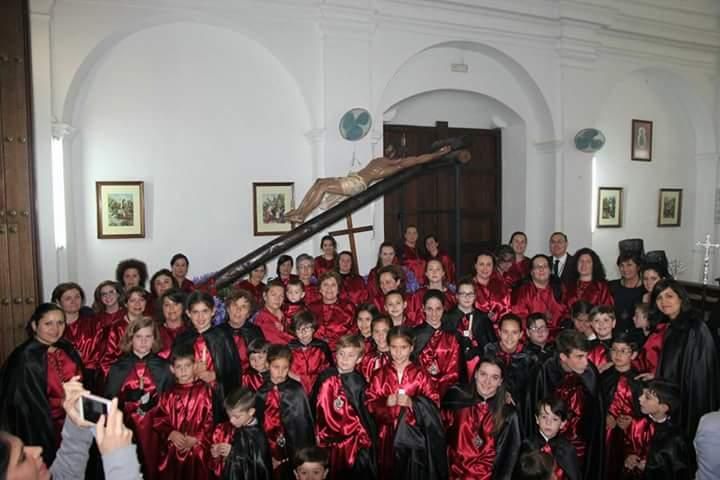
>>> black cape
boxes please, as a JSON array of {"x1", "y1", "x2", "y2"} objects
[
  {"x1": 0, "y1": 338, "x2": 84, "y2": 465},
  {"x1": 442, "y1": 307, "x2": 497, "y2": 365},
  {"x1": 217, "y1": 321, "x2": 265, "y2": 350},
  {"x1": 523, "y1": 341, "x2": 555, "y2": 365},
  {"x1": 393, "y1": 395, "x2": 448, "y2": 480},
  {"x1": 442, "y1": 384, "x2": 521, "y2": 480},
  {"x1": 255, "y1": 378, "x2": 315, "y2": 480},
  {"x1": 523, "y1": 354, "x2": 605, "y2": 480},
  {"x1": 105, "y1": 352, "x2": 174, "y2": 407},
  {"x1": 312, "y1": 367, "x2": 378, "y2": 479},
  {"x1": 521, "y1": 430, "x2": 581, "y2": 480},
  {"x1": 656, "y1": 311, "x2": 720, "y2": 441},
  {"x1": 483, "y1": 342, "x2": 536, "y2": 409},
  {"x1": 173, "y1": 326, "x2": 242, "y2": 422},
  {"x1": 221, "y1": 422, "x2": 273, "y2": 480},
  {"x1": 642, "y1": 419, "x2": 690, "y2": 480}
]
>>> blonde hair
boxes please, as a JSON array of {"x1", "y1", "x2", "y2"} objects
[{"x1": 120, "y1": 317, "x2": 161, "y2": 354}]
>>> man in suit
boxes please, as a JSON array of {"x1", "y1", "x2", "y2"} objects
[{"x1": 549, "y1": 232, "x2": 573, "y2": 283}]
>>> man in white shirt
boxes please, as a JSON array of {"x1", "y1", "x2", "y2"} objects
[{"x1": 549, "y1": 232, "x2": 573, "y2": 283}]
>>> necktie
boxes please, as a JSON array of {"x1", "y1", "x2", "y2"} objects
[{"x1": 553, "y1": 259, "x2": 560, "y2": 276}]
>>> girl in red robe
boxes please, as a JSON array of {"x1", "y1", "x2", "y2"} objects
[
  {"x1": 406, "y1": 259, "x2": 457, "y2": 327},
  {"x1": 399, "y1": 225, "x2": 427, "y2": 287},
  {"x1": 92, "y1": 280, "x2": 126, "y2": 330},
  {"x1": 244, "y1": 339, "x2": 271, "y2": 392},
  {"x1": 424, "y1": 234, "x2": 456, "y2": 285},
  {"x1": 564, "y1": 248, "x2": 614, "y2": 310},
  {"x1": 632, "y1": 302, "x2": 668, "y2": 374},
  {"x1": 338, "y1": 251, "x2": 369, "y2": 306},
  {"x1": 236, "y1": 263, "x2": 268, "y2": 307},
  {"x1": 366, "y1": 242, "x2": 398, "y2": 302},
  {"x1": 255, "y1": 281, "x2": 294, "y2": 344},
  {"x1": 364, "y1": 326, "x2": 444, "y2": 480},
  {"x1": 354, "y1": 303, "x2": 378, "y2": 347},
  {"x1": 358, "y1": 315, "x2": 392, "y2": 383},
  {"x1": 101, "y1": 286, "x2": 150, "y2": 377},
  {"x1": 308, "y1": 271, "x2": 356, "y2": 351},
  {"x1": 288, "y1": 311, "x2": 333, "y2": 394},
  {"x1": 157, "y1": 289, "x2": 188, "y2": 360},
  {"x1": 512, "y1": 254, "x2": 568, "y2": 338},
  {"x1": 106, "y1": 317, "x2": 174, "y2": 480},
  {"x1": 370, "y1": 264, "x2": 407, "y2": 313},
  {"x1": 472, "y1": 252, "x2": 511, "y2": 330},
  {"x1": 314, "y1": 235, "x2": 338, "y2": 278},
  {"x1": 442, "y1": 357, "x2": 521, "y2": 480}
]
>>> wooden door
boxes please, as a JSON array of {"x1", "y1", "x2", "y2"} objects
[
  {"x1": 0, "y1": 0, "x2": 40, "y2": 361},
  {"x1": 383, "y1": 123, "x2": 501, "y2": 278}
]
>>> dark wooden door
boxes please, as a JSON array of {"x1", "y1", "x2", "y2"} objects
[
  {"x1": 0, "y1": 0, "x2": 40, "y2": 361},
  {"x1": 383, "y1": 123, "x2": 501, "y2": 278}
]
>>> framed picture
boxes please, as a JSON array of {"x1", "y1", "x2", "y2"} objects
[
  {"x1": 96, "y1": 181, "x2": 145, "y2": 239},
  {"x1": 631, "y1": 119, "x2": 653, "y2": 161},
  {"x1": 596, "y1": 187, "x2": 623, "y2": 228},
  {"x1": 658, "y1": 188, "x2": 682, "y2": 227},
  {"x1": 253, "y1": 182, "x2": 295, "y2": 236}
]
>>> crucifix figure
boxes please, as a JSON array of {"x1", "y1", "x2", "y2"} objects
[{"x1": 696, "y1": 234, "x2": 720, "y2": 285}]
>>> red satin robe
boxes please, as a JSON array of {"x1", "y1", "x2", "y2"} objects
[
  {"x1": 242, "y1": 368, "x2": 266, "y2": 392},
  {"x1": 400, "y1": 244, "x2": 426, "y2": 287},
  {"x1": 235, "y1": 280, "x2": 265, "y2": 306},
  {"x1": 633, "y1": 323, "x2": 668, "y2": 374},
  {"x1": 97, "y1": 308, "x2": 126, "y2": 330},
  {"x1": 416, "y1": 327, "x2": 461, "y2": 398},
  {"x1": 276, "y1": 274, "x2": 299, "y2": 288},
  {"x1": 605, "y1": 375, "x2": 637, "y2": 474},
  {"x1": 555, "y1": 373, "x2": 589, "y2": 463},
  {"x1": 314, "y1": 256, "x2": 336, "y2": 278},
  {"x1": 47, "y1": 348, "x2": 83, "y2": 447},
  {"x1": 210, "y1": 421, "x2": 234, "y2": 477},
  {"x1": 365, "y1": 362, "x2": 439, "y2": 479},
  {"x1": 504, "y1": 257, "x2": 531, "y2": 289},
  {"x1": 63, "y1": 313, "x2": 103, "y2": 371},
  {"x1": 116, "y1": 359, "x2": 164, "y2": 479},
  {"x1": 262, "y1": 385, "x2": 289, "y2": 468},
  {"x1": 473, "y1": 275, "x2": 511, "y2": 328},
  {"x1": 308, "y1": 300, "x2": 356, "y2": 350},
  {"x1": 564, "y1": 280, "x2": 614, "y2": 310},
  {"x1": 303, "y1": 283, "x2": 322, "y2": 306},
  {"x1": 154, "y1": 380, "x2": 214, "y2": 480},
  {"x1": 290, "y1": 343, "x2": 332, "y2": 394},
  {"x1": 588, "y1": 340, "x2": 612, "y2": 370},
  {"x1": 512, "y1": 282, "x2": 568, "y2": 336},
  {"x1": 340, "y1": 273, "x2": 369, "y2": 306},
  {"x1": 192, "y1": 336, "x2": 217, "y2": 387},
  {"x1": 446, "y1": 399, "x2": 497, "y2": 480},
  {"x1": 101, "y1": 317, "x2": 131, "y2": 377},
  {"x1": 427, "y1": 250, "x2": 456, "y2": 285},
  {"x1": 624, "y1": 417, "x2": 655, "y2": 468},
  {"x1": 282, "y1": 301, "x2": 306, "y2": 321},
  {"x1": 315, "y1": 373, "x2": 373, "y2": 477},
  {"x1": 157, "y1": 323, "x2": 187, "y2": 360},
  {"x1": 358, "y1": 348, "x2": 391, "y2": 383},
  {"x1": 254, "y1": 308, "x2": 293, "y2": 344},
  {"x1": 406, "y1": 288, "x2": 457, "y2": 327}
]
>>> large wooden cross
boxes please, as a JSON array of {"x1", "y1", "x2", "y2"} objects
[{"x1": 329, "y1": 214, "x2": 373, "y2": 271}]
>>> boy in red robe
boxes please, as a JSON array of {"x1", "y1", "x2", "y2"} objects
[
  {"x1": 308, "y1": 271, "x2": 356, "y2": 350},
  {"x1": 313, "y1": 334, "x2": 378, "y2": 479},
  {"x1": 282, "y1": 278, "x2": 307, "y2": 320},
  {"x1": 288, "y1": 311, "x2": 333, "y2": 394},
  {"x1": 244, "y1": 338, "x2": 271, "y2": 392},
  {"x1": 154, "y1": 345, "x2": 215, "y2": 480},
  {"x1": 587, "y1": 305, "x2": 615, "y2": 373}
]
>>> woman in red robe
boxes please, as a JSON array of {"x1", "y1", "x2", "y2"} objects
[
  {"x1": 157, "y1": 289, "x2": 188, "y2": 360},
  {"x1": 296, "y1": 254, "x2": 321, "y2": 305},
  {"x1": 399, "y1": 225, "x2": 426, "y2": 287},
  {"x1": 371, "y1": 265, "x2": 408, "y2": 313},
  {"x1": 92, "y1": 280, "x2": 126, "y2": 330},
  {"x1": 512, "y1": 254, "x2": 568, "y2": 338},
  {"x1": 53, "y1": 282, "x2": 103, "y2": 389},
  {"x1": 308, "y1": 271, "x2": 356, "y2": 351},
  {"x1": 424, "y1": 234, "x2": 456, "y2": 285},
  {"x1": 314, "y1": 234, "x2": 338, "y2": 278},
  {"x1": 274, "y1": 255, "x2": 298, "y2": 287},
  {"x1": 235, "y1": 264, "x2": 268, "y2": 307},
  {"x1": 149, "y1": 269, "x2": 179, "y2": 317},
  {"x1": 101, "y1": 286, "x2": 150, "y2": 377},
  {"x1": 338, "y1": 250, "x2": 369, "y2": 306},
  {"x1": 170, "y1": 253, "x2": 195, "y2": 293},
  {"x1": 563, "y1": 248, "x2": 614, "y2": 310},
  {"x1": 509, "y1": 231, "x2": 531, "y2": 285},
  {"x1": 106, "y1": 317, "x2": 174, "y2": 480},
  {"x1": 472, "y1": 252, "x2": 511, "y2": 330},
  {"x1": 406, "y1": 259, "x2": 457, "y2": 327},
  {"x1": 255, "y1": 281, "x2": 294, "y2": 344},
  {"x1": 366, "y1": 242, "x2": 399, "y2": 301},
  {"x1": 364, "y1": 326, "x2": 443, "y2": 480},
  {"x1": 442, "y1": 358, "x2": 521, "y2": 480},
  {"x1": 358, "y1": 315, "x2": 392, "y2": 383}
]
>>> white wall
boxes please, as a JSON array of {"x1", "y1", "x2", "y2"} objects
[{"x1": 67, "y1": 22, "x2": 313, "y2": 290}]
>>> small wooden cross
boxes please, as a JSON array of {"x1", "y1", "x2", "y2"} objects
[{"x1": 329, "y1": 214, "x2": 373, "y2": 271}]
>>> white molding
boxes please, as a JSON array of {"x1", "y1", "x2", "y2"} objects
[{"x1": 51, "y1": 122, "x2": 75, "y2": 139}]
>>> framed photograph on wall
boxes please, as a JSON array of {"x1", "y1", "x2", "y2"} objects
[
  {"x1": 597, "y1": 187, "x2": 623, "y2": 228},
  {"x1": 253, "y1": 182, "x2": 295, "y2": 236},
  {"x1": 96, "y1": 181, "x2": 145, "y2": 239},
  {"x1": 658, "y1": 188, "x2": 682, "y2": 227},
  {"x1": 631, "y1": 119, "x2": 653, "y2": 161}
]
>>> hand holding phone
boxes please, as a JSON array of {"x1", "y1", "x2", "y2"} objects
[
  {"x1": 95, "y1": 398, "x2": 133, "y2": 456},
  {"x1": 77, "y1": 393, "x2": 113, "y2": 424}
]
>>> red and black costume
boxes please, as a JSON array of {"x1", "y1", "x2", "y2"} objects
[
  {"x1": 483, "y1": 342, "x2": 536, "y2": 407},
  {"x1": 427, "y1": 250, "x2": 456, "y2": 285},
  {"x1": 0, "y1": 338, "x2": 83, "y2": 466},
  {"x1": 632, "y1": 323, "x2": 668, "y2": 374},
  {"x1": 157, "y1": 322, "x2": 187, "y2": 360},
  {"x1": 624, "y1": 417, "x2": 690, "y2": 480},
  {"x1": 288, "y1": 338, "x2": 333, "y2": 394},
  {"x1": 218, "y1": 320, "x2": 264, "y2": 374},
  {"x1": 473, "y1": 275, "x2": 511, "y2": 329},
  {"x1": 213, "y1": 419, "x2": 272, "y2": 480},
  {"x1": 399, "y1": 244, "x2": 426, "y2": 288},
  {"x1": 364, "y1": 362, "x2": 444, "y2": 480},
  {"x1": 443, "y1": 306, "x2": 497, "y2": 381},
  {"x1": 255, "y1": 378, "x2": 316, "y2": 480},
  {"x1": 101, "y1": 316, "x2": 133, "y2": 377},
  {"x1": 564, "y1": 280, "x2": 614, "y2": 310},
  {"x1": 406, "y1": 287, "x2": 456, "y2": 327},
  {"x1": 442, "y1": 384, "x2": 521, "y2": 480},
  {"x1": 106, "y1": 352, "x2": 174, "y2": 480},
  {"x1": 282, "y1": 300, "x2": 306, "y2": 321},
  {"x1": 339, "y1": 272, "x2": 369, "y2": 306},
  {"x1": 314, "y1": 255, "x2": 336, "y2": 278},
  {"x1": 512, "y1": 281, "x2": 567, "y2": 338},
  {"x1": 153, "y1": 379, "x2": 215, "y2": 480},
  {"x1": 254, "y1": 307, "x2": 293, "y2": 344},
  {"x1": 242, "y1": 368, "x2": 269, "y2": 392},
  {"x1": 358, "y1": 345, "x2": 391, "y2": 383},
  {"x1": 308, "y1": 299, "x2": 356, "y2": 351},
  {"x1": 587, "y1": 338, "x2": 613, "y2": 370},
  {"x1": 63, "y1": 311, "x2": 103, "y2": 389},
  {"x1": 522, "y1": 430, "x2": 581, "y2": 480},
  {"x1": 312, "y1": 367, "x2": 378, "y2": 480},
  {"x1": 412, "y1": 323, "x2": 463, "y2": 398},
  {"x1": 523, "y1": 341, "x2": 555, "y2": 366}
]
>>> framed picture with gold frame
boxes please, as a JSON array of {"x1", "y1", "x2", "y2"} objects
[
  {"x1": 597, "y1": 187, "x2": 623, "y2": 228},
  {"x1": 96, "y1": 181, "x2": 145, "y2": 239}
]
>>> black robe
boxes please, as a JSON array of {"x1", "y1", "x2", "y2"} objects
[
  {"x1": 442, "y1": 307, "x2": 497, "y2": 365},
  {"x1": 656, "y1": 311, "x2": 720, "y2": 441},
  {"x1": 217, "y1": 321, "x2": 264, "y2": 350},
  {"x1": 442, "y1": 384, "x2": 521, "y2": 480},
  {"x1": 642, "y1": 419, "x2": 690, "y2": 480},
  {"x1": 523, "y1": 341, "x2": 555, "y2": 365},
  {"x1": 0, "y1": 338, "x2": 84, "y2": 465},
  {"x1": 524, "y1": 355, "x2": 605, "y2": 480},
  {"x1": 105, "y1": 352, "x2": 175, "y2": 405},
  {"x1": 483, "y1": 342, "x2": 536, "y2": 410},
  {"x1": 522, "y1": 430, "x2": 581, "y2": 480},
  {"x1": 255, "y1": 378, "x2": 315, "y2": 480},
  {"x1": 173, "y1": 326, "x2": 242, "y2": 422},
  {"x1": 312, "y1": 367, "x2": 378, "y2": 479},
  {"x1": 393, "y1": 395, "x2": 448, "y2": 480},
  {"x1": 221, "y1": 422, "x2": 273, "y2": 480}
]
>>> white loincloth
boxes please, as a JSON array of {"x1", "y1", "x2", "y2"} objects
[{"x1": 318, "y1": 172, "x2": 368, "y2": 210}]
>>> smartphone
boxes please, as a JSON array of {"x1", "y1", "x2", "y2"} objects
[{"x1": 77, "y1": 393, "x2": 112, "y2": 424}]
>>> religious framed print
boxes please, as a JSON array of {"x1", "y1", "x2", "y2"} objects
[
  {"x1": 658, "y1": 188, "x2": 682, "y2": 227},
  {"x1": 596, "y1": 187, "x2": 623, "y2": 228},
  {"x1": 253, "y1": 182, "x2": 294, "y2": 236},
  {"x1": 631, "y1": 119, "x2": 653, "y2": 161},
  {"x1": 96, "y1": 181, "x2": 145, "y2": 239}
]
